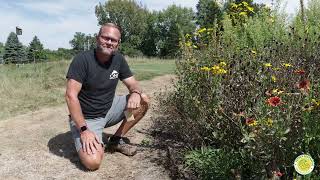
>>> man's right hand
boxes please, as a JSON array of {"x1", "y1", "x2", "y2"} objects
[{"x1": 80, "y1": 130, "x2": 101, "y2": 155}]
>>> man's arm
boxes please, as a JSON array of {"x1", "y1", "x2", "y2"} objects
[
  {"x1": 65, "y1": 79, "x2": 100, "y2": 155},
  {"x1": 122, "y1": 76, "x2": 142, "y2": 109},
  {"x1": 65, "y1": 79, "x2": 86, "y2": 128}
]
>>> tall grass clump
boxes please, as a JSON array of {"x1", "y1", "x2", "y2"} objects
[
  {"x1": 157, "y1": 1, "x2": 320, "y2": 179},
  {"x1": 0, "y1": 61, "x2": 69, "y2": 120}
]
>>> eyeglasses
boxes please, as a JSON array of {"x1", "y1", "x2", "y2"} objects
[{"x1": 99, "y1": 35, "x2": 119, "y2": 44}]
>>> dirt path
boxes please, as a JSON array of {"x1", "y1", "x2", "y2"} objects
[{"x1": 0, "y1": 75, "x2": 175, "y2": 180}]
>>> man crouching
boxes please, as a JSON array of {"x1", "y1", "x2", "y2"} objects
[{"x1": 65, "y1": 23, "x2": 149, "y2": 170}]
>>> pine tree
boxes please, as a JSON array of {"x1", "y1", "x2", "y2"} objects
[
  {"x1": 3, "y1": 32, "x2": 26, "y2": 64},
  {"x1": 27, "y1": 36, "x2": 46, "y2": 63},
  {"x1": 0, "y1": 42, "x2": 3, "y2": 64}
]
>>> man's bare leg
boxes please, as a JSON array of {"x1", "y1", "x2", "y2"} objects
[
  {"x1": 114, "y1": 93, "x2": 149, "y2": 137},
  {"x1": 107, "y1": 93, "x2": 150, "y2": 155}
]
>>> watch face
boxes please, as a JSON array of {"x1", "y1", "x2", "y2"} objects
[{"x1": 80, "y1": 126, "x2": 87, "y2": 132}]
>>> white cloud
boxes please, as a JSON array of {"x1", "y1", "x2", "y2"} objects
[
  {"x1": 0, "y1": 0, "x2": 101, "y2": 50},
  {"x1": 140, "y1": 0, "x2": 197, "y2": 11}
]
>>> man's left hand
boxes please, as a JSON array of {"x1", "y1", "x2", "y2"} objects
[{"x1": 127, "y1": 93, "x2": 141, "y2": 110}]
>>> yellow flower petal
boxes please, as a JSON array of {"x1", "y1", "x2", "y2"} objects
[
  {"x1": 264, "y1": 63, "x2": 272, "y2": 67},
  {"x1": 271, "y1": 75, "x2": 277, "y2": 82},
  {"x1": 282, "y1": 63, "x2": 292, "y2": 67}
]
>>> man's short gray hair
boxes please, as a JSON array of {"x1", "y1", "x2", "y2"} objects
[{"x1": 98, "y1": 23, "x2": 122, "y2": 36}]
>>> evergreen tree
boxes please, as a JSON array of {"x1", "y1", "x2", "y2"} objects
[
  {"x1": 0, "y1": 42, "x2": 4, "y2": 53},
  {"x1": 3, "y1": 32, "x2": 26, "y2": 64},
  {"x1": 0, "y1": 42, "x2": 3, "y2": 64},
  {"x1": 27, "y1": 36, "x2": 46, "y2": 62}
]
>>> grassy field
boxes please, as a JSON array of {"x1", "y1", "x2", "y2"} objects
[{"x1": 0, "y1": 58, "x2": 175, "y2": 120}]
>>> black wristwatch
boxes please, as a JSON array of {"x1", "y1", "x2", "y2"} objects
[{"x1": 80, "y1": 125, "x2": 88, "y2": 133}]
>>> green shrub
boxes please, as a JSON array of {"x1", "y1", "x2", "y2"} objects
[
  {"x1": 158, "y1": 3, "x2": 320, "y2": 179},
  {"x1": 185, "y1": 147, "x2": 243, "y2": 179}
]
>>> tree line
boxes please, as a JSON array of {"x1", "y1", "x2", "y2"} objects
[
  {"x1": 0, "y1": 32, "x2": 73, "y2": 64},
  {"x1": 89, "y1": 0, "x2": 263, "y2": 57},
  {"x1": 0, "y1": 0, "x2": 265, "y2": 64}
]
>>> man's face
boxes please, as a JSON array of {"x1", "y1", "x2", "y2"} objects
[{"x1": 96, "y1": 26, "x2": 121, "y2": 56}]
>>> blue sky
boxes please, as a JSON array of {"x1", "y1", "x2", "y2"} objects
[{"x1": 0, "y1": 0, "x2": 308, "y2": 50}]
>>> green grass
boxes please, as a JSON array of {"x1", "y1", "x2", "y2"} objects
[
  {"x1": 0, "y1": 58, "x2": 175, "y2": 120},
  {"x1": 127, "y1": 57, "x2": 175, "y2": 80}
]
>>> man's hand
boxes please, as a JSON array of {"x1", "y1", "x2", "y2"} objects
[
  {"x1": 80, "y1": 130, "x2": 101, "y2": 155},
  {"x1": 127, "y1": 93, "x2": 141, "y2": 110}
]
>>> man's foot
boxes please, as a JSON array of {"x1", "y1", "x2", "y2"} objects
[{"x1": 107, "y1": 136, "x2": 137, "y2": 156}]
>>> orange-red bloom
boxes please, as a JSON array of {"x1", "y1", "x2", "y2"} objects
[
  {"x1": 245, "y1": 118, "x2": 257, "y2": 126},
  {"x1": 294, "y1": 69, "x2": 305, "y2": 75},
  {"x1": 267, "y1": 96, "x2": 281, "y2": 107},
  {"x1": 297, "y1": 79, "x2": 310, "y2": 91}
]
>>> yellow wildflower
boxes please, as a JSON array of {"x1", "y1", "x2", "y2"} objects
[
  {"x1": 246, "y1": 119, "x2": 257, "y2": 126},
  {"x1": 242, "y1": 2, "x2": 249, "y2": 6},
  {"x1": 185, "y1": 41, "x2": 192, "y2": 47},
  {"x1": 264, "y1": 63, "x2": 272, "y2": 67},
  {"x1": 251, "y1": 50, "x2": 257, "y2": 55},
  {"x1": 217, "y1": 68, "x2": 227, "y2": 74},
  {"x1": 193, "y1": 45, "x2": 198, "y2": 49},
  {"x1": 239, "y1": 12, "x2": 247, "y2": 16},
  {"x1": 211, "y1": 65, "x2": 227, "y2": 75},
  {"x1": 219, "y1": 61, "x2": 227, "y2": 67},
  {"x1": 247, "y1": 6, "x2": 254, "y2": 13},
  {"x1": 312, "y1": 99, "x2": 320, "y2": 106},
  {"x1": 200, "y1": 66, "x2": 211, "y2": 72},
  {"x1": 272, "y1": 67, "x2": 281, "y2": 71},
  {"x1": 282, "y1": 63, "x2": 292, "y2": 68},
  {"x1": 271, "y1": 75, "x2": 277, "y2": 82},
  {"x1": 198, "y1": 28, "x2": 207, "y2": 33},
  {"x1": 272, "y1": 89, "x2": 284, "y2": 95},
  {"x1": 266, "y1": 118, "x2": 273, "y2": 126},
  {"x1": 212, "y1": 65, "x2": 220, "y2": 71},
  {"x1": 185, "y1": 33, "x2": 191, "y2": 38}
]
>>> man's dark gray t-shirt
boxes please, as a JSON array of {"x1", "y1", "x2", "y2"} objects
[{"x1": 66, "y1": 49, "x2": 133, "y2": 119}]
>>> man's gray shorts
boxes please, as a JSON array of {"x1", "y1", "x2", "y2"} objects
[{"x1": 69, "y1": 95, "x2": 127, "y2": 152}]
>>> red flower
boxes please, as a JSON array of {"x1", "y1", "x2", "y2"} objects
[
  {"x1": 294, "y1": 69, "x2": 305, "y2": 75},
  {"x1": 267, "y1": 96, "x2": 281, "y2": 107},
  {"x1": 245, "y1": 118, "x2": 257, "y2": 126},
  {"x1": 275, "y1": 171, "x2": 283, "y2": 177},
  {"x1": 297, "y1": 79, "x2": 310, "y2": 91}
]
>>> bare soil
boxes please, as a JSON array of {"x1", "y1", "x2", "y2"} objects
[{"x1": 0, "y1": 75, "x2": 175, "y2": 180}]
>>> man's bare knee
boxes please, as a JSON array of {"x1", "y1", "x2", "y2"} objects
[{"x1": 79, "y1": 150, "x2": 103, "y2": 171}]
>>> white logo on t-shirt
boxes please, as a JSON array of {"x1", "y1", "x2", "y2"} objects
[{"x1": 110, "y1": 70, "x2": 119, "y2": 79}]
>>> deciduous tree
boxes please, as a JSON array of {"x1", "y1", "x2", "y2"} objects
[{"x1": 95, "y1": 0, "x2": 148, "y2": 56}]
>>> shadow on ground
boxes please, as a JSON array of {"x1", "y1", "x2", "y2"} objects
[
  {"x1": 47, "y1": 131, "x2": 87, "y2": 170},
  {"x1": 47, "y1": 132, "x2": 132, "y2": 170},
  {"x1": 47, "y1": 129, "x2": 167, "y2": 171}
]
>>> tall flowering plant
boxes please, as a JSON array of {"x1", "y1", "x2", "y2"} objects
[{"x1": 168, "y1": 13, "x2": 320, "y2": 178}]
